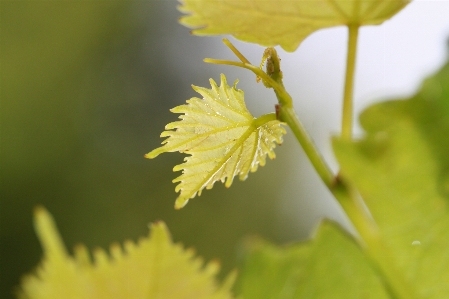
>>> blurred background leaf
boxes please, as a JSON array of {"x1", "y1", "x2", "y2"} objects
[
  {"x1": 1, "y1": 1, "x2": 448, "y2": 299},
  {"x1": 0, "y1": 2, "x2": 302, "y2": 298}
]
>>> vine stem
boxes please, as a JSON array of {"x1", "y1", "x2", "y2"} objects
[
  {"x1": 342, "y1": 24, "x2": 359, "y2": 140},
  {"x1": 277, "y1": 106, "x2": 334, "y2": 187},
  {"x1": 267, "y1": 41, "x2": 419, "y2": 299},
  {"x1": 278, "y1": 104, "x2": 418, "y2": 299},
  {"x1": 336, "y1": 24, "x2": 419, "y2": 298},
  {"x1": 205, "y1": 40, "x2": 419, "y2": 298},
  {"x1": 332, "y1": 181, "x2": 419, "y2": 299}
]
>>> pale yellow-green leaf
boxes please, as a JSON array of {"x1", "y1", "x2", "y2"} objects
[
  {"x1": 238, "y1": 221, "x2": 389, "y2": 299},
  {"x1": 179, "y1": 0, "x2": 410, "y2": 52},
  {"x1": 18, "y1": 206, "x2": 235, "y2": 299},
  {"x1": 146, "y1": 74, "x2": 286, "y2": 209},
  {"x1": 333, "y1": 58, "x2": 449, "y2": 297}
]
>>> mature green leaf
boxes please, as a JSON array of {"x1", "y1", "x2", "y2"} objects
[
  {"x1": 333, "y1": 58, "x2": 449, "y2": 297},
  {"x1": 146, "y1": 74, "x2": 286, "y2": 209},
  {"x1": 19, "y1": 207, "x2": 235, "y2": 299},
  {"x1": 237, "y1": 221, "x2": 389, "y2": 299},
  {"x1": 178, "y1": 0, "x2": 409, "y2": 52}
]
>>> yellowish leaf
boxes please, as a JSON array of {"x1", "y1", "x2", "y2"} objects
[
  {"x1": 179, "y1": 0, "x2": 410, "y2": 52},
  {"x1": 18, "y1": 207, "x2": 235, "y2": 299},
  {"x1": 146, "y1": 74, "x2": 286, "y2": 209}
]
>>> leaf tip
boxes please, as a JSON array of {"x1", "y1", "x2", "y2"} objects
[
  {"x1": 149, "y1": 220, "x2": 172, "y2": 241},
  {"x1": 222, "y1": 269, "x2": 238, "y2": 291},
  {"x1": 33, "y1": 206, "x2": 68, "y2": 259},
  {"x1": 224, "y1": 176, "x2": 235, "y2": 188},
  {"x1": 145, "y1": 148, "x2": 163, "y2": 159},
  {"x1": 174, "y1": 197, "x2": 189, "y2": 210},
  {"x1": 33, "y1": 205, "x2": 48, "y2": 220}
]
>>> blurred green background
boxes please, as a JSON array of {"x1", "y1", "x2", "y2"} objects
[
  {"x1": 1, "y1": 2, "x2": 308, "y2": 298},
  {"x1": 2, "y1": 1, "x2": 447, "y2": 298}
]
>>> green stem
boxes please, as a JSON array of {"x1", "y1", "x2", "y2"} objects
[
  {"x1": 332, "y1": 182, "x2": 419, "y2": 299},
  {"x1": 339, "y1": 25, "x2": 418, "y2": 297},
  {"x1": 276, "y1": 101, "x2": 418, "y2": 299},
  {"x1": 278, "y1": 101, "x2": 418, "y2": 298},
  {"x1": 222, "y1": 38, "x2": 251, "y2": 64},
  {"x1": 273, "y1": 58, "x2": 417, "y2": 299},
  {"x1": 204, "y1": 58, "x2": 285, "y2": 93},
  {"x1": 342, "y1": 24, "x2": 359, "y2": 140},
  {"x1": 277, "y1": 106, "x2": 334, "y2": 188},
  {"x1": 206, "y1": 40, "x2": 418, "y2": 297}
]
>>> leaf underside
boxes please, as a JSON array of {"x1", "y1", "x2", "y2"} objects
[
  {"x1": 19, "y1": 207, "x2": 235, "y2": 299},
  {"x1": 333, "y1": 57, "x2": 449, "y2": 297},
  {"x1": 146, "y1": 74, "x2": 286, "y2": 209},
  {"x1": 178, "y1": 0, "x2": 410, "y2": 52}
]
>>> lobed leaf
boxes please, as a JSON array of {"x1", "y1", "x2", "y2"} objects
[
  {"x1": 18, "y1": 207, "x2": 235, "y2": 299},
  {"x1": 237, "y1": 221, "x2": 389, "y2": 299},
  {"x1": 146, "y1": 74, "x2": 286, "y2": 209},
  {"x1": 333, "y1": 57, "x2": 449, "y2": 297},
  {"x1": 178, "y1": 0, "x2": 410, "y2": 52}
]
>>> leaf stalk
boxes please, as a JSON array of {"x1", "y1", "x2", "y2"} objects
[
  {"x1": 331, "y1": 181, "x2": 419, "y2": 299},
  {"x1": 342, "y1": 24, "x2": 359, "y2": 140},
  {"x1": 206, "y1": 40, "x2": 335, "y2": 191},
  {"x1": 277, "y1": 106, "x2": 334, "y2": 187},
  {"x1": 207, "y1": 38, "x2": 420, "y2": 299}
]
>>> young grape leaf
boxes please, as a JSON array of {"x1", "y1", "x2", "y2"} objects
[
  {"x1": 178, "y1": 0, "x2": 410, "y2": 52},
  {"x1": 18, "y1": 207, "x2": 235, "y2": 299},
  {"x1": 237, "y1": 221, "x2": 389, "y2": 299},
  {"x1": 146, "y1": 74, "x2": 286, "y2": 209},
  {"x1": 333, "y1": 56, "x2": 449, "y2": 297}
]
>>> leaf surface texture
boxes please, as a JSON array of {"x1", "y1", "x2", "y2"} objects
[
  {"x1": 146, "y1": 74, "x2": 286, "y2": 209},
  {"x1": 179, "y1": 0, "x2": 409, "y2": 51}
]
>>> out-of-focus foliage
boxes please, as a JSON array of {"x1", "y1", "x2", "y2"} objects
[
  {"x1": 147, "y1": 74, "x2": 286, "y2": 209},
  {"x1": 236, "y1": 52, "x2": 449, "y2": 298},
  {"x1": 1, "y1": 2, "x2": 298, "y2": 298},
  {"x1": 334, "y1": 56, "x2": 449, "y2": 297},
  {"x1": 237, "y1": 221, "x2": 389, "y2": 299},
  {"x1": 19, "y1": 207, "x2": 235, "y2": 299},
  {"x1": 179, "y1": 0, "x2": 410, "y2": 51}
]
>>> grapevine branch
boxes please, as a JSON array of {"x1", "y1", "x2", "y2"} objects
[{"x1": 205, "y1": 38, "x2": 418, "y2": 299}]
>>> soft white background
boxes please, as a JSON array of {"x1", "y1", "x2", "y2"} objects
[{"x1": 168, "y1": 0, "x2": 449, "y2": 234}]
